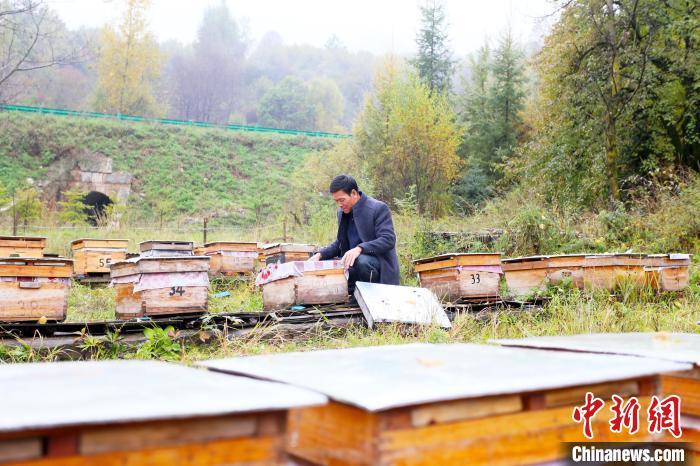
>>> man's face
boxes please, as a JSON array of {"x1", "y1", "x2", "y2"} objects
[{"x1": 332, "y1": 189, "x2": 360, "y2": 214}]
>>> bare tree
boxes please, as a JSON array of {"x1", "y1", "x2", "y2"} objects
[{"x1": 0, "y1": 0, "x2": 86, "y2": 102}]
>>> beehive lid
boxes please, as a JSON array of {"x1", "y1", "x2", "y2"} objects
[
  {"x1": 0, "y1": 236, "x2": 46, "y2": 247},
  {"x1": 0, "y1": 360, "x2": 326, "y2": 433},
  {"x1": 493, "y1": 332, "x2": 700, "y2": 367},
  {"x1": 355, "y1": 282, "x2": 451, "y2": 329},
  {"x1": 0, "y1": 257, "x2": 73, "y2": 278},
  {"x1": 203, "y1": 241, "x2": 258, "y2": 254},
  {"x1": 71, "y1": 238, "x2": 129, "y2": 250},
  {"x1": 413, "y1": 253, "x2": 502, "y2": 273},
  {"x1": 200, "y1": 343, "x2": 689, "y2": 412},
  {"x1": 139, "y1": 240, "x2": 194, "y2": 253},
  {"x1": 502, "y1": 255, "x2": 549, "y2": 263},
  {"x1": 260, "y1": 243, "x2": 316, "y2": 255}
]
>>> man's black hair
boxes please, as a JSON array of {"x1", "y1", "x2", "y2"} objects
[{"x1": 329, "y1": 175, "x2": 359, "y2": 195}]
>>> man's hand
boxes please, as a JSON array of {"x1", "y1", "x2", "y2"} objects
[
  {"x1": 308, "y1": 252, "x2": 321, "y2": 262},
  {"x1": 341, "y1": 246, "x2": 363, "y2": 270}
]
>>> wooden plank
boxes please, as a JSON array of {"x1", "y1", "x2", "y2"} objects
[
  {"x1": 0, "y1": 282, "x2": 68, "y2": 321},
  {"x1": 80, "y1": 415, "x2": 259, "y2": 454},
  {"x1": 504, "y1": 267, "x2": 549, "y2": 297},
  {"x1": 0, "y1": 248, "x2": 44, "y2": 258},
  {"x1": 296, "y1": 273, "x2": 348, "y2": 306},
  {"x1": 207, "y1": 252, "x2": 257, "y2": 275},
  {"x1": 0, "y1": 237, "x2": 46, "y2": 251},
  {"x1": 114, "y1": 283, "x2": 141, "y2": 319},
  {"x1": 3, "y1": 436, "x2": 282, "y2": 466},
  {"x1": 0, "y1": 439, "x2": 42, "y2": 463},
  {"x1": 409, "y1": 395, "x2": 522, "y2": 427}
]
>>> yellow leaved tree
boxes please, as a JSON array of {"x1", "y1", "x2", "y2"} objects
[{"x1": 93, "y1": 0, "x2": 161, "y2": 116}]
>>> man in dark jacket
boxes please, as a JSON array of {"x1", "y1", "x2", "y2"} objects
[{"x1": 308, "y1": 175, "x2": 400, "y2": 295}]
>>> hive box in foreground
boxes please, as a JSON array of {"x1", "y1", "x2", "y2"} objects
[
  {"x1": 494, "y1": 332, "x2": 700, "y2": 456},
  {"x1": 0, "y1": 360, "x2": 325, "y2": 466},
  {"x1": 200, "y1": 343, "x2": 689, "y2": 465}
]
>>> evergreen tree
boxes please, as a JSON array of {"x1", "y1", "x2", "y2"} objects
[
  {"x1": 411, "y1": 0, "x2": 454, "y2": 94},
  {"x1": 489, "y1": 30, "x2": 525, "y2": 169}
]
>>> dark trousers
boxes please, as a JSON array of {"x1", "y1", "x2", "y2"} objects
[{"x1": 347, "y1": 254, "x2": 380, "y2": 295}]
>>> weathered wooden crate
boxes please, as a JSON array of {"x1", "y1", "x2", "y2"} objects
[
  {"x1": 0, "y1": 236, "x2": 46, "y2": 258},
  {"x1": 260, "y1": 243, "x2": 316, "y2": 265},
  {"x1": 258, "y1": 261, "x2": 347, "y2": 310},
  {"x1": 70, "y1": 238, "x2": 129, "y2": 276},
  {"x1": 0, "y1": 257, "x2": 72, "y2": 322},
  {"x1": 138, "y1": 240, "x2": 194, "y2": 257},
  {"x1": 200, "y1": 343, "x2": 689, "y2": 466},
  {"x1": 0, "y1": 360, "x2": 326, "y2": 466},
  {"x1": 546, "y1": 254, "x2": 586, "y2": 288},
  {"x1": 583, "y1": 253, "x2": 647, "y2": 290},
  {"x1": 643, "y1": 254, "x2": 691, "y2": 292},
  {"x1": 110, "y1": 256, "x2": 210, "y2": 319},
  {"x1": 413, "y1": 253, "x2": 502, "y2": 302},
  {"x1": 495, "y1": 332, "x2": 700, "y2": 456},
  {"x1": 196, "y1": 241, "x2": 259, "y2": 276}
]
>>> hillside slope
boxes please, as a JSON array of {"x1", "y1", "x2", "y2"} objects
[{"x1": 0, "y1": 112, "x2": 338, "y2": 225}]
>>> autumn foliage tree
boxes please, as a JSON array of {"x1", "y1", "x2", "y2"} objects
[
  {"x1": 355, "y1": 60, "x2": 460, "y2": 217},
  {"x1": 93, "y1": 0, "x2": 161, "y2": 115}
]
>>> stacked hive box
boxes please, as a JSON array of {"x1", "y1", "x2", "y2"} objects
[
  {"x1": 70, "y1": 239, "x2": 128, "y2": 279},
  {"x1": 260, "y1": 243, "x2": 316, "y2": 265},
  {"x1": 0, "y1": 360, "x2": 326, "y2": 466},
  {"x1": 200, "y1": 343, "x2": 689, "y2": 465},
  {"x1": 494, "y1": 332, "x2": 700, "y2": 459},
  {"x1": 501, "y1": 256, "x2": 550, "y2": 298},
  {"x1": 0, "y1": 236, "x2": 46, "y2": 258},
  {"x1": 413, "y1": 253, "x2": 502, "y2": 302},
  {"x1": 110, "y1": 240, "x2": 209, "y2": 319},
  {"x1": 0, "y1": 257, "x2": 72, "y2": 322},
  {"x1": 196, "y1": 241, "x2": 259, "y2": 276},
  {"x1": 256, "y1": 260, "x2": 347, "y2": 311}
]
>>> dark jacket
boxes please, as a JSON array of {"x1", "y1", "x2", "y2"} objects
[{"x1": 319, "y1": 193, "x2": 400, "y2": 285}]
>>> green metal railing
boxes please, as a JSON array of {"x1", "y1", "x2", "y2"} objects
[{"x1": 0, "y1": 103, "x2": 351, "y2": 139}]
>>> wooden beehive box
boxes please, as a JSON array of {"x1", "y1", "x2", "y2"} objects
[
  {"x1": 70, "y1": 238, "x2": 129, "y2": 276},
  {"x1": 138, "y1": 240, "x2": 194, "y2": 257},
  {"x1": 413, "y1": 253, "x2": 502, "y2": 302},
  {"x1": 198, "y1": 241, "x2": 259, "y2": 276},
  {"x1": 110, "y1": 256, "x2": 210, "y2": 319},
  {"x1": 257, "y1": 261, "x2": 347, "y2": 310},
  {"x1": 200, "y1": 343, "x2": 690, "y2": 466},
  {"x1": 494, "y1": 332, "x2": 700, "y2": 457},
  {"x1": 583, "y1": 253, "x2": 647, "y2": 290},
  {"x1": 501, "y1": 255, "x2": 550, "y2": 297},
  {"x1": 0, "y1": 235, "x2": 46, "y2": 258},
  {"x1": 0, "y1": 360, "x2": 326, "y2": 466},
  {"x1": 261, "y1": 243, "x2": 316, "y2": 265},
  {"x1": 643, "y1": 254, "x2": 691, "y2": 292},
  {"x1": 0, "y1": 257, "x2": 72, "y2": 322}
]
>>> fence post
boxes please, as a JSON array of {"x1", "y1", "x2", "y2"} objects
[
  {"x1": 11, "y1": 190, "x2": 16, "y2": 236},
  {"x1": 283, "y1": 216, "x2": 287, "y2": 242},
  {"x1": 203, "y1": 217, "x2": 208, "y2": 245}
]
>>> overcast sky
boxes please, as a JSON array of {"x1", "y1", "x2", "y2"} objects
[{"x1": 47, "y1": 0, "x2": 557, "y2": 56}]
